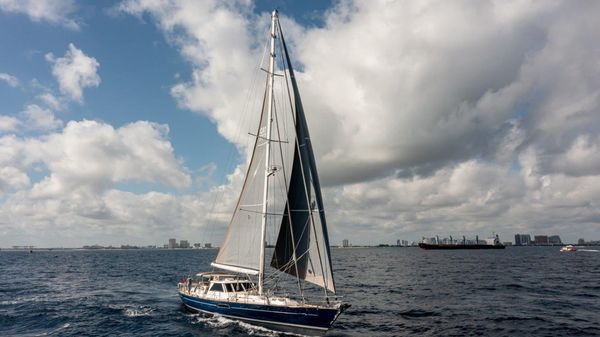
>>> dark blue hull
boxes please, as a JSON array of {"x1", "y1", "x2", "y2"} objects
[{"x1": 179, "y1": 292, "x2": 343, "y2": 335}]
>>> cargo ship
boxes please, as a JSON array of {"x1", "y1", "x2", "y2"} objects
[{"x1": 419, "y1": 235, "x2": 505, "y2": 250}]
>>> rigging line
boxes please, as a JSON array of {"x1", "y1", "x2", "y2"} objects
[
  {"x1": 271, "y1": 28, "x2": 304, "y2": 299},
  {"x1": 277, "y1": 18, "x2": 331, "y2": 296},
  {"x1": 238, "y1": 208, "x2": 284, "y2": 216},
  {"x1": 260, "y1": 67, "x2": 285, "y2": 77},
  {"x1": 247, "y1": 132, "x2": 289, "y2": 143},
  {"x1": 204, "y1": 22, "x2": 271, "y2": 249}
]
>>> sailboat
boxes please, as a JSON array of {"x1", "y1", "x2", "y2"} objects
[{"x1": 177, "y1": 10, "x2": 349, "y2": 335}]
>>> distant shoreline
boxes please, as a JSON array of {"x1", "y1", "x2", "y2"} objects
[{"x1": 4, "y1": 244, "x2": 599, "y2": 251}]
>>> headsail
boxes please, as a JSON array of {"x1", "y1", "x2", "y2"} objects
[{"x1": 270, "y1": 23, "x2": 336, "y2": 294}]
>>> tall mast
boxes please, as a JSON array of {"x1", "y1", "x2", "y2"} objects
[{"x1": 258, "y1": 9, "x2": 278, "y2": 296}]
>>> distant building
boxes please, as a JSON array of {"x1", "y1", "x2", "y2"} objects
[
  {"x1": 503, "y1": 242, "x2": 513, "y2": 246},
  {"x1": 180, "y1": 240, "x2": 190, "y2": 249},
  {"x1": 204, "y1": 243, "x2": 212, "y2": 248},
  {"x1": 515, "y1": 234, "x2": 532, "y2": 246},
  {"x1": 534, "y1": 235, "x2": 548, "y2": 245},
  {"x1": 82, "y1": 244, "x2": 104, "y2": 249},
  {"x1": 193, "y1": 243, "x2": 202, "y2": 248},
  {"x1": 548, "y1": 235, "x2": 562, "y2": 245},
  {"x1": 578, "y1": 238, "x2": 585, "y2": 245},
  {"x1": 342, "y1": 239, "x2": 350, "y2": 247},
  {"x1": 168, "y1": 238, "x2": 178, "y2": 249}
]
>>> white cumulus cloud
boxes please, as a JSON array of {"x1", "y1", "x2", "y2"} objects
[
  {"x1": 36, "y1": 93, "x2": 62, "y2": 111},
  {"x1": 20, "y1": 104, "x2": 63, "y2": 131},
  {"x1": 0, "y1": 115, "x2": 20, "y2": 133},
  {"x1": 0, "y1": 0, "x2": 79, "y2": 29},
  {"x1": 46, "y1": 44, "x2": 101, "y2": 103},
  {"x1": 0, "y1": 119, "x2": 195, "y2": 246}
]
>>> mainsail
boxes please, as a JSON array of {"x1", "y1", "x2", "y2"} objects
[
  {"x1": 213, "y1": 15, "x2": 335, "y2": 294},
  {"x1": 212, "y1": 89, "x2": 270, "y2": 275}
]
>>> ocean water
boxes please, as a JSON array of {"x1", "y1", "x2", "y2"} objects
[{"x1": 1, "y1": 247, "x2": 599, "y2": 336}]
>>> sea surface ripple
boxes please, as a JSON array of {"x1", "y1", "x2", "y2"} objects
[{"x1": 1, "y1": 247, "x2": 599, "y2": 336}]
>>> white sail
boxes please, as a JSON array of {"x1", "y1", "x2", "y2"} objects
[{"x1": 213, "y1": 91, "x2": 270, "y2": 273}]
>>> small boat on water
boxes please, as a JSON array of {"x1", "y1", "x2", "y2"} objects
[
  {"x1": 560, "y1": 245, "x2": 577, "y2": 252},
  {"x1": 177, "y1": 10, "x2": 348, "y2": 335}
]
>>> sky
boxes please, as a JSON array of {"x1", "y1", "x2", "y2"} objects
[{"x1": 1, "y1": 0, "x2": 600, "y2": 248}]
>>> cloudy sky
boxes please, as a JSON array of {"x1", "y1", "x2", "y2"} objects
[{"x1": 1, "y1": 0, "x2": 599, "y2": 248}]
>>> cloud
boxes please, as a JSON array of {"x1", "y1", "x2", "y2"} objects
[
  {"x1": 36, "y1": 93, "x2": 62, "y2": 111},
  {"x1": 545, "y1": 135, "x2": 600, "y2": 177},
  {"x1": 0, "y1": 120, "x2": 192, "y2": 195},
  {"x1": 20, "y1": 104, "x2": 63, "y2": 131},
  {"x1": 28, "y1": 120, "x2": 191, "y2": 198},
  {"x1": 46, "y1": 44, "x2": 101, "y2": 103},
  {"x1": 0, "y1": 72, "x2": 19, "y2": 87},
  {"x1": 0, "y1": 166, "x2": 30, "y2": 195},
  {"x1": 0, "y1": 105, "x2": 62, "y2": 134},
  {"x1": 0, "y1": 0, "x2": 79, "y2": 29},
  {"x1": 0, "y1": 115, "x2": 20, "y2": 133},
  {"x1": 0, "y1": 119, "x2": 196, "y2": 245}
]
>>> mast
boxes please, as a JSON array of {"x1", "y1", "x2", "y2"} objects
[{"x1": 258, "y1": 9, "x2": 278, "y2": 296}]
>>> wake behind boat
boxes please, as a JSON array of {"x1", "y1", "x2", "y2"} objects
[{"x1": 178, "y1": 10, "x2": 348, "y2": 335}]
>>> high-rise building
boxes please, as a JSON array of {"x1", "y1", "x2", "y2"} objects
[
  {"x1": 514, "y1": 234, "x2": 532, "y2": 246},
  {"x1": 534, "y1": 235, "x2": 548, "y2": 245},
  {"x1": 548, "y1": 235, "x2": 562, "y2": 245},
  {"x1": 578, "y1": 238, "x2": 585, "y2": 245},
  {"x1": 180, "y1": 240, "x2": 190, "y2": 248},
  {"x1": 342, "y1": 239, "x2": 349, "y2": 247},
  {"x1": 168, "y1": 238, "x2": 177, "y2": 249}
]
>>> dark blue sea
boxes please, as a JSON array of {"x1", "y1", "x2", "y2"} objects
[{"x1": 1, "y1": 247, "x2": 599, "y2": 336}]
